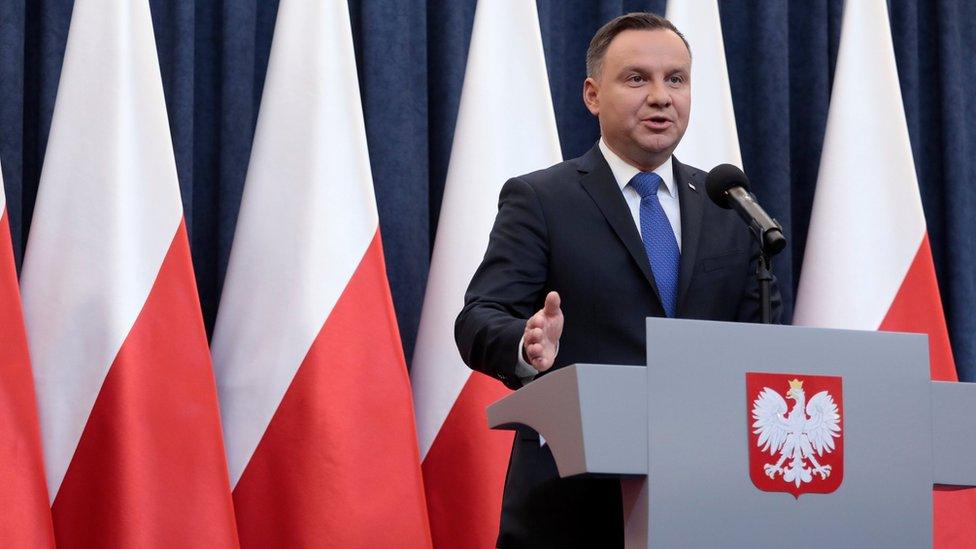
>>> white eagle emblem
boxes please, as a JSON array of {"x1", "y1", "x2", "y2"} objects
[{"x1": 751, "y1": 378, "x2": 842, "y2": 487}]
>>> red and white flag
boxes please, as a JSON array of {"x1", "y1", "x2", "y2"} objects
[
  {"x1": 793, "y1": 0, "x2": 976, "y2": 545},
  {"x1": 0, "y1": 168, "x2": 55, "y2": 547},
  {"x1": 209, "y1": 1, "x2": 432, "y2": 546},
  {"x1": 410, "y1": 1, "x2": 562, "y2": 547},
  {"x1": 19, "y1": 0, "x2": 238, "y2": 545}
]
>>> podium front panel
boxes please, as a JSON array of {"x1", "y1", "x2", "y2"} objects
[{"x1": 643, "y1": 319, "x2": 932, "y2": 548}]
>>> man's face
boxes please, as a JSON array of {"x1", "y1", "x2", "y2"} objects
[{"x1": 583, "y1": 29, "x2": 691, "y2": 170}]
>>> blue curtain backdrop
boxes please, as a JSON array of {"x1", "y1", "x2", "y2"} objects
[{"x1": 0, "y1": 0, "x2": 973, "y2": 380}]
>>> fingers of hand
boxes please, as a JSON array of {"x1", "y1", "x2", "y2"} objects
[
  {"x1": 531, "y1": 356, "x2": 552, "y2": 372},
  {"x1": 526, "y1": 340, "x2": 546, "y2": 357},
  {"x1": 526, "y1": 311, "x2": 545, "y2": 330},
  {"x1": 524, "y1": 327, "x2": 545, "y2": 346},
  {"x1": 526, "y1": 342, "x2": 551, "y2": 371},
  {"x1": 524, "y1": 339, "x2": 552, "y2": 372}
]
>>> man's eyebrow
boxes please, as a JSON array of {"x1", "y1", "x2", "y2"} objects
[
  {"x1": 617, "y1": 64, "x2": 690, "y2": 75},
  {"x1": 618, "y1": 65, "x2": 648, "y2": 74}
]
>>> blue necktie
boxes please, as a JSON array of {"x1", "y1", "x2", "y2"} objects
[{"x1": 630, "y1": 172, "x2": 680, "y2": 317}]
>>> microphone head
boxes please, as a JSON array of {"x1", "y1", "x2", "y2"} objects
[{"x1": 705, "y1": 164, "x2": 751, "y2": 209}]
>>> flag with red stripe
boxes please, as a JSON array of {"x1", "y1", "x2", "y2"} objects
[
  {"x1": 793, "y1": 0, "x2": 976, "y2": 545},
  {"x1": 410, "y1": 2, "x2": 562, "y2": 547},
  {"x1": 210, "y1": 2, "x2": 432, "y2": 546},
  {"x1": 19, "y1": 1, "x2": 238, "y2": 545},
  {"x1": 0, "y1": 168, "x2": 54, "y2": 548}
]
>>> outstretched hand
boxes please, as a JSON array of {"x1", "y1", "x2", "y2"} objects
[{"x1": 522, "y1": 291, "x2": 563, "y2": 373}]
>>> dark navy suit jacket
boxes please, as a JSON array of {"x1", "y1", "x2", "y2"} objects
[{"x1": 455, "y1": 144, "x2": 782, "y2": 548}]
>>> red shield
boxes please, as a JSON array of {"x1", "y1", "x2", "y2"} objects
[{"x1": 746, "y1": 372, "x2": 844, "y2": 498}]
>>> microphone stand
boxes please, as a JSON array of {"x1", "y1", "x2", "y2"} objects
[
  {"x1": 753, "y1": 228, "x2": 784, "y2": 324},
  {"x1": 757, "y1": 250, "x2": 774, "y2": 324}
]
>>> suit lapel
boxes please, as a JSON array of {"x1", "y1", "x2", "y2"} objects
[
  {"x1": 576, "y1": 145, "x2": 660, "y2": 298},
  {"x1": 674, "y1": 157, "x2": 704, "y2": 313}
]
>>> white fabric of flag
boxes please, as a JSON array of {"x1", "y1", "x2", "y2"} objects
[{"x1": 667, "y1": 0, "x2": 743, "y2": 170}]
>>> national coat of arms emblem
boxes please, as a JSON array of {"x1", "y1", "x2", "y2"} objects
[{"x1": 746, "y1": 372, "x2": 844, "y2": 497}]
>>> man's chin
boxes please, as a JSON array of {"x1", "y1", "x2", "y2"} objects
[
  {"x1": 635, "y1": 138, "x2": 678, "y2": 158},
  {"x1": 633, "y1": 131, "x2": 680, "y2": 154}
]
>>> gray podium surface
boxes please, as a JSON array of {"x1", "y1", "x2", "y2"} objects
[{"x1": 487, "y1": 319, "x2": 976, "y2": 549}]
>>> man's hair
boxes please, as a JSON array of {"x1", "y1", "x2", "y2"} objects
[{"x1": 585, "y1": 12, "x2": 691, "y2": 78}]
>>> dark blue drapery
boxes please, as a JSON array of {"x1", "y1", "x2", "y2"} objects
[{"x1": 1, "y1": 0, "x2": 973, "y2": 380}]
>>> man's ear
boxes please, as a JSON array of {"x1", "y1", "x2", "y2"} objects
[{"x1": 583, "y1": 77, "x2": 600, "y2": 116}]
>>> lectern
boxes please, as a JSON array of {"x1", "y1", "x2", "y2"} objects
[{"x1": 488, "y1": 319, "x2": 976, "y2": 548}]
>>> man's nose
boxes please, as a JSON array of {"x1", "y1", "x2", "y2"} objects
[{"x1": 645, "y1": 81, "x2": 672, "y2": 108}]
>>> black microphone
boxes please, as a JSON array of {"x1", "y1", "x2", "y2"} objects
[{"x1": 705, "y1": 164, "x2": 786, "y2": 255}]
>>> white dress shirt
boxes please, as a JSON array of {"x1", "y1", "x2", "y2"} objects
[
  {"x1": 599, "y1": 138, "x2": 682, "y2": 249},
  {"x1": 516, "y1": 139, "x2": 684, "y2": 382}
]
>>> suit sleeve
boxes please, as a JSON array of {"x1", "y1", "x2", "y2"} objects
[{"x1": 455, "y1": 177, "x2": 549, "y2": 391}]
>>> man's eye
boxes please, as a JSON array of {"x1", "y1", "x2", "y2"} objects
[
  {"x1": 627, "y1": 75, "x2": 645, "y2": 84},
  {"x1": 668, "y1": 75, "x2": 685, "y2": 85}
]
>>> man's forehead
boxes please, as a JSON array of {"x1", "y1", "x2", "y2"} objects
[{"x1": 605, "y1": 29, "x2": 691, "y2": 63}]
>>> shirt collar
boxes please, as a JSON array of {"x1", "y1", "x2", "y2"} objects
[{"x1": 598, "y1": 138, "x2": 676, "y2": 198}]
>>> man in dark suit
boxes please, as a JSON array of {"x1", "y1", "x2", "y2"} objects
[{"x1": 455, "y1": 12, "x2": 781, "y2": 548}]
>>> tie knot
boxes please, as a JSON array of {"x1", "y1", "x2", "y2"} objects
[{"x1": 630, "y1": 172, "x2": 663, "y2": 199}]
